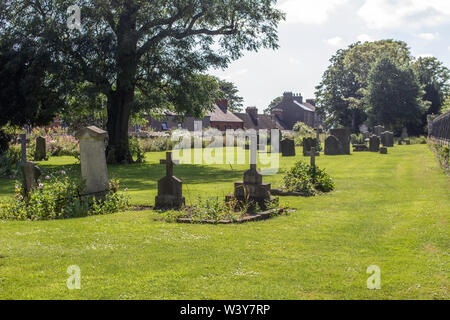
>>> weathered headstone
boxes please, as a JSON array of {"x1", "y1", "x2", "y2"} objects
[
  {"x1": 155, "y1": 152, "x2": 185, "y2": 209},
  {"x1": 380, "y1": 146, "x2": 388, "y2": 154},
  {"x1": 18, "y1": 134, "x2": 29, "y2": 163},
  {"x1": 381, "y1": 131, "x2": 394, "y2": 147},
  {"x1": 324, "y1": 135, "x2": 342, "y2": 155},
  {"x1": 303, "y1": 137, "x2": 319, "y2": 156},
  {"x1": 353, "y1": 144, "x2": 369, "y2": 152},
  {"x1": 374, "y1": 125, "x2": 385, "y2": 137},
  {"x1": 330, "y1": 128, "x2": 351, "y2": 155},
  {"x1": 280, "y1": 139, "x2": 296, "y2": 157},
  {"x1": 369, "y1": 135, "x2": 380, "y2": 152},
  {"x1": 21, "y1": 162, "x2": 41, "y2": 197},
  {"x1": 75, "y1": 126, "x2": 109, "y2": 198},
  {"x1": 34, "y1": 136, "x2": 46, "y2": 161}
]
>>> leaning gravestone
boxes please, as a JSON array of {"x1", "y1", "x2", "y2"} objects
[
  {"x1": 34, "y1": 136, "x2": 46, "y2": 161},
  {"x1": 381, "y1": 131, "x2": 394, "y2": 147},
  {"x1": 303, "y1": 137, "x2": 319, "y2": 156},
  {"x1": 369, "y1": 135, "x2": 380, "y2": 152},
  {"x1": 75, "y1": 126, "x2": 109, "y2": 198},
  {"x1": 324, "y1": 135, "x2": 342, "y2": 155},
  {"x1": 380, "y1": 147, "x2": 388, "y2": 154},
  {"x1": 281, "y1": 139, "x2": 296, "y2": 157},
  {"x1": 155, "y1": 152, "x2": 185, "y2": 209},
  {"x1": 330, "y1": 128, "x2": 351, "y2": 155},
  {"x1": 374, "y1": 125, "x2": 385, "y2": 137},
  {"x1": 21, "y1": 162, "x2": 41, "y2": 197}
]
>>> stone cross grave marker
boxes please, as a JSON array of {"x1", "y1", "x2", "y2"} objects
[
  {"x1": 18, "y1": 133, "x2": 29, "y2": 163},
  {"x1": 310, "y1": 147, "x2": 316, "y2": 169},
  {"x1": 155, "y1": 152, "x2": 185, "y2": 209}
]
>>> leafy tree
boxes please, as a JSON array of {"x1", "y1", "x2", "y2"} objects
[
  {"x1": 413, "y1": 57, "x2": 450, "y2": 115},
  {"x1": 315, "y1": 40, "x2": 413, "y2": 131},
  {"x1": 215, "y1": 78, "x2": 243, "y2": 113},
  {"x1": 1, "y1": 0, "x2": 284, "y2": 163},
  {"x1": 441, "y1": 96, "x2": 450, "y2": 114},
  {"x1": 366, "y1": 57, "x2": 426, "y2": 130},
  {"x1": 264, "y1": 96, "x2": 282, "y2": 114}
]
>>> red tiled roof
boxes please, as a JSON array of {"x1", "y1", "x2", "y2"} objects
[{"x1": 208, "y1": 105, "x2": 244, "y2": 123}]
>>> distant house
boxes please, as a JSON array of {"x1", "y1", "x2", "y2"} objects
[
  {"x1": 147, "y1": 100, "x2": 243, "y2": 132},
  {"x1": 269, "y1": 92, "x2": 319, "y2": 130},
  {"x1": 234, "y1": 107, "x2": 286, "y2": 130}
]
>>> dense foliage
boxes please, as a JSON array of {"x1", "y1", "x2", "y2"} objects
[
  {"x1": 282, "y1": 161, "x2": 334, "y2": 196},
  {"x1": 0, "y1": 173, "x2": 129, "y2": 220}
]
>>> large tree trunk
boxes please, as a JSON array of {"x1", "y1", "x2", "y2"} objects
[{"x1": 105, "y1": 3, "x2": 138, "y2": 164}]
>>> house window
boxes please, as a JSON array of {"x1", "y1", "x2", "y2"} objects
[{"x1": 161, "y1": 122, "x2": 168, "y2": 131}]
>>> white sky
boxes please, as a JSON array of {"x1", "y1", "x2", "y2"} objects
[{"x1": 209, "y1": 0, "x2": 450, "y2": 112}]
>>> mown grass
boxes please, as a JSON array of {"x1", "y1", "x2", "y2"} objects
[{"x1": 0, "y1": 144, "x2": 448, "y2": 299}]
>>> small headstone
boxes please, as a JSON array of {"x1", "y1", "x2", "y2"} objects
[
  {"x1": 369, "y1": 136, "x2": 380, "y2": 152},
  {"x1": 380, "y1": 147, "x2": 388, "y2": 154},
  {"x1": 34, "y1": 136, "x2": 46, "y2": 161},
  {"x1": 155, "y1": 152, "x2": 185, "y2": 209},
  {"x1": 401, "y1": 127, "x2": 408, "y2": 140},
  {"x1": 353, "y1": 144, "x2": 369, "y2": 152},
  {"x1": 330, "y1": 128, "x2": 351, "y2": 155},
  {"x1": 405, "y1": 140, "x2": 411, "y2": 145},
  {"x1": 380, "y1": 131, "x2": 394, "y2": 147},
  {"x1": 281, "y1": 139, "x2": 296, "y2": 157},
  {"x1": 324, "y1": 135, "x2": 342, "y2": 155},
  {"x1": 75, "y1": 126, "x2": 109, "y2": 198},
  {"x1": 21, "y1": 162, "x2": 41, "y2": 197}
]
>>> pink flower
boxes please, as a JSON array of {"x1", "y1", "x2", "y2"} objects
[
  {"x1": 45, "y1": 176, "x2": 50, "y2": 180},
  {"x1": 19, "y1": 195, "x2": 23, "y2": 200},
  {"x1": 124, "y1": 188, "x2": 128, "y2": 192},
  {"x1": 61, "y1": 170, "x2": 66, "y2": 175},
  {"x1": 38, "y1": 183, "x2": 44, "y2": 189}
]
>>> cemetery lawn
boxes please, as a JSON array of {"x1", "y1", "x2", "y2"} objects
[{"x1": 0, "y1": 144, "x2": 448, "y2": 300}]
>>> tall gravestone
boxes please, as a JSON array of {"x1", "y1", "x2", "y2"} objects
[
  {"x1": 324, "y1": 135, "x2": 341, "y2": 155},
  {"x1": 75, "y1": 126, "x2": 109, "y2": 198},
  {"x1": 381, "y1": 131, "x2": 394, "y2": 147},
  {"x1": 155, "y1": 152, "x2": 185, "y2": 209},
  {"x1": 369, "y1": 135, "x2": 380, "y2": 152},
  {"x1": 34, "y1": 136, "x2": 46, "y2": 161},
  {"x1": 401, "y1": 127, "x2": 408, "y2": 140},
  {"x1": 374, "y1": 125, "x2": 385, "y2": 137},
  {"x1": 280, "y1": 139, "x2": 296, "y2": 157}
]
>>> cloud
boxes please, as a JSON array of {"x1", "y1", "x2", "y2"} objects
[
  {"x1": 278, "y1": 0, "x2": 348, "y2": 24},
  {"x1": 358, "y1": 0, "x2": 450, "y2": 29},
  {"x1": 289, "y1": 57, "x2": 301, "y2": 65},
  {"x1": 324, "y1": 36, "x2": 344, "y2": 46},
  {"x1": 416, "y1": 32, "x2": 440, "y2": 40},
  {"x1": 357, "y1": 34, "x2": 374, "y2": 42}
]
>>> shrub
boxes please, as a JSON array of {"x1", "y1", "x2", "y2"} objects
[
  {"x1": 0, "y1": 173, "x2": 130, "y2": 221},
  {"x1": 282, "y1": 161, "x2": 335, "y2": 196},
  {"x1": 129, "y1": 137, "x2": 145, "y2": 163},
  {"x1": 351, "y1": 133, "x2": 365, "y2": 145},
  {"x1": 293, "y1": 122, "x2": 314, "y2": 135},
  {"x1": 0, "y1": 145, "x2": 21, "y2": 177}
]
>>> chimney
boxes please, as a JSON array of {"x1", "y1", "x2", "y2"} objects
[
  {"x1": 246, "y1": 106, "x2": 258, "y2": 119},
  {"x1": 292, "y1": 93, "x2": 303, "y2": 104},
  {"x1": 217, "y1": 99, "x2": 228, "y2": 112},
  {"x1": 283, "y1": 92, "x2": 293, "y2": 101}
]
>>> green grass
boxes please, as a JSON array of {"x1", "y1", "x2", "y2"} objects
[{"x1": 0, "y1": 144, "x2": 448, "y2": 299}]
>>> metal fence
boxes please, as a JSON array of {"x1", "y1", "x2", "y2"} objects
[{"x1": 429, "y1": 111, "x2": 450, "y2": 146}]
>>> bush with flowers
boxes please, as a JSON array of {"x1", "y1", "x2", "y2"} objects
[{"x1": 0, "y1": 170, "x2": 130, "y2": 220}]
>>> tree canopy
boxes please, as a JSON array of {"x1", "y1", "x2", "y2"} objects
[{"x1": 0, "y1": 0, "x2": 284, "y2": 163}]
